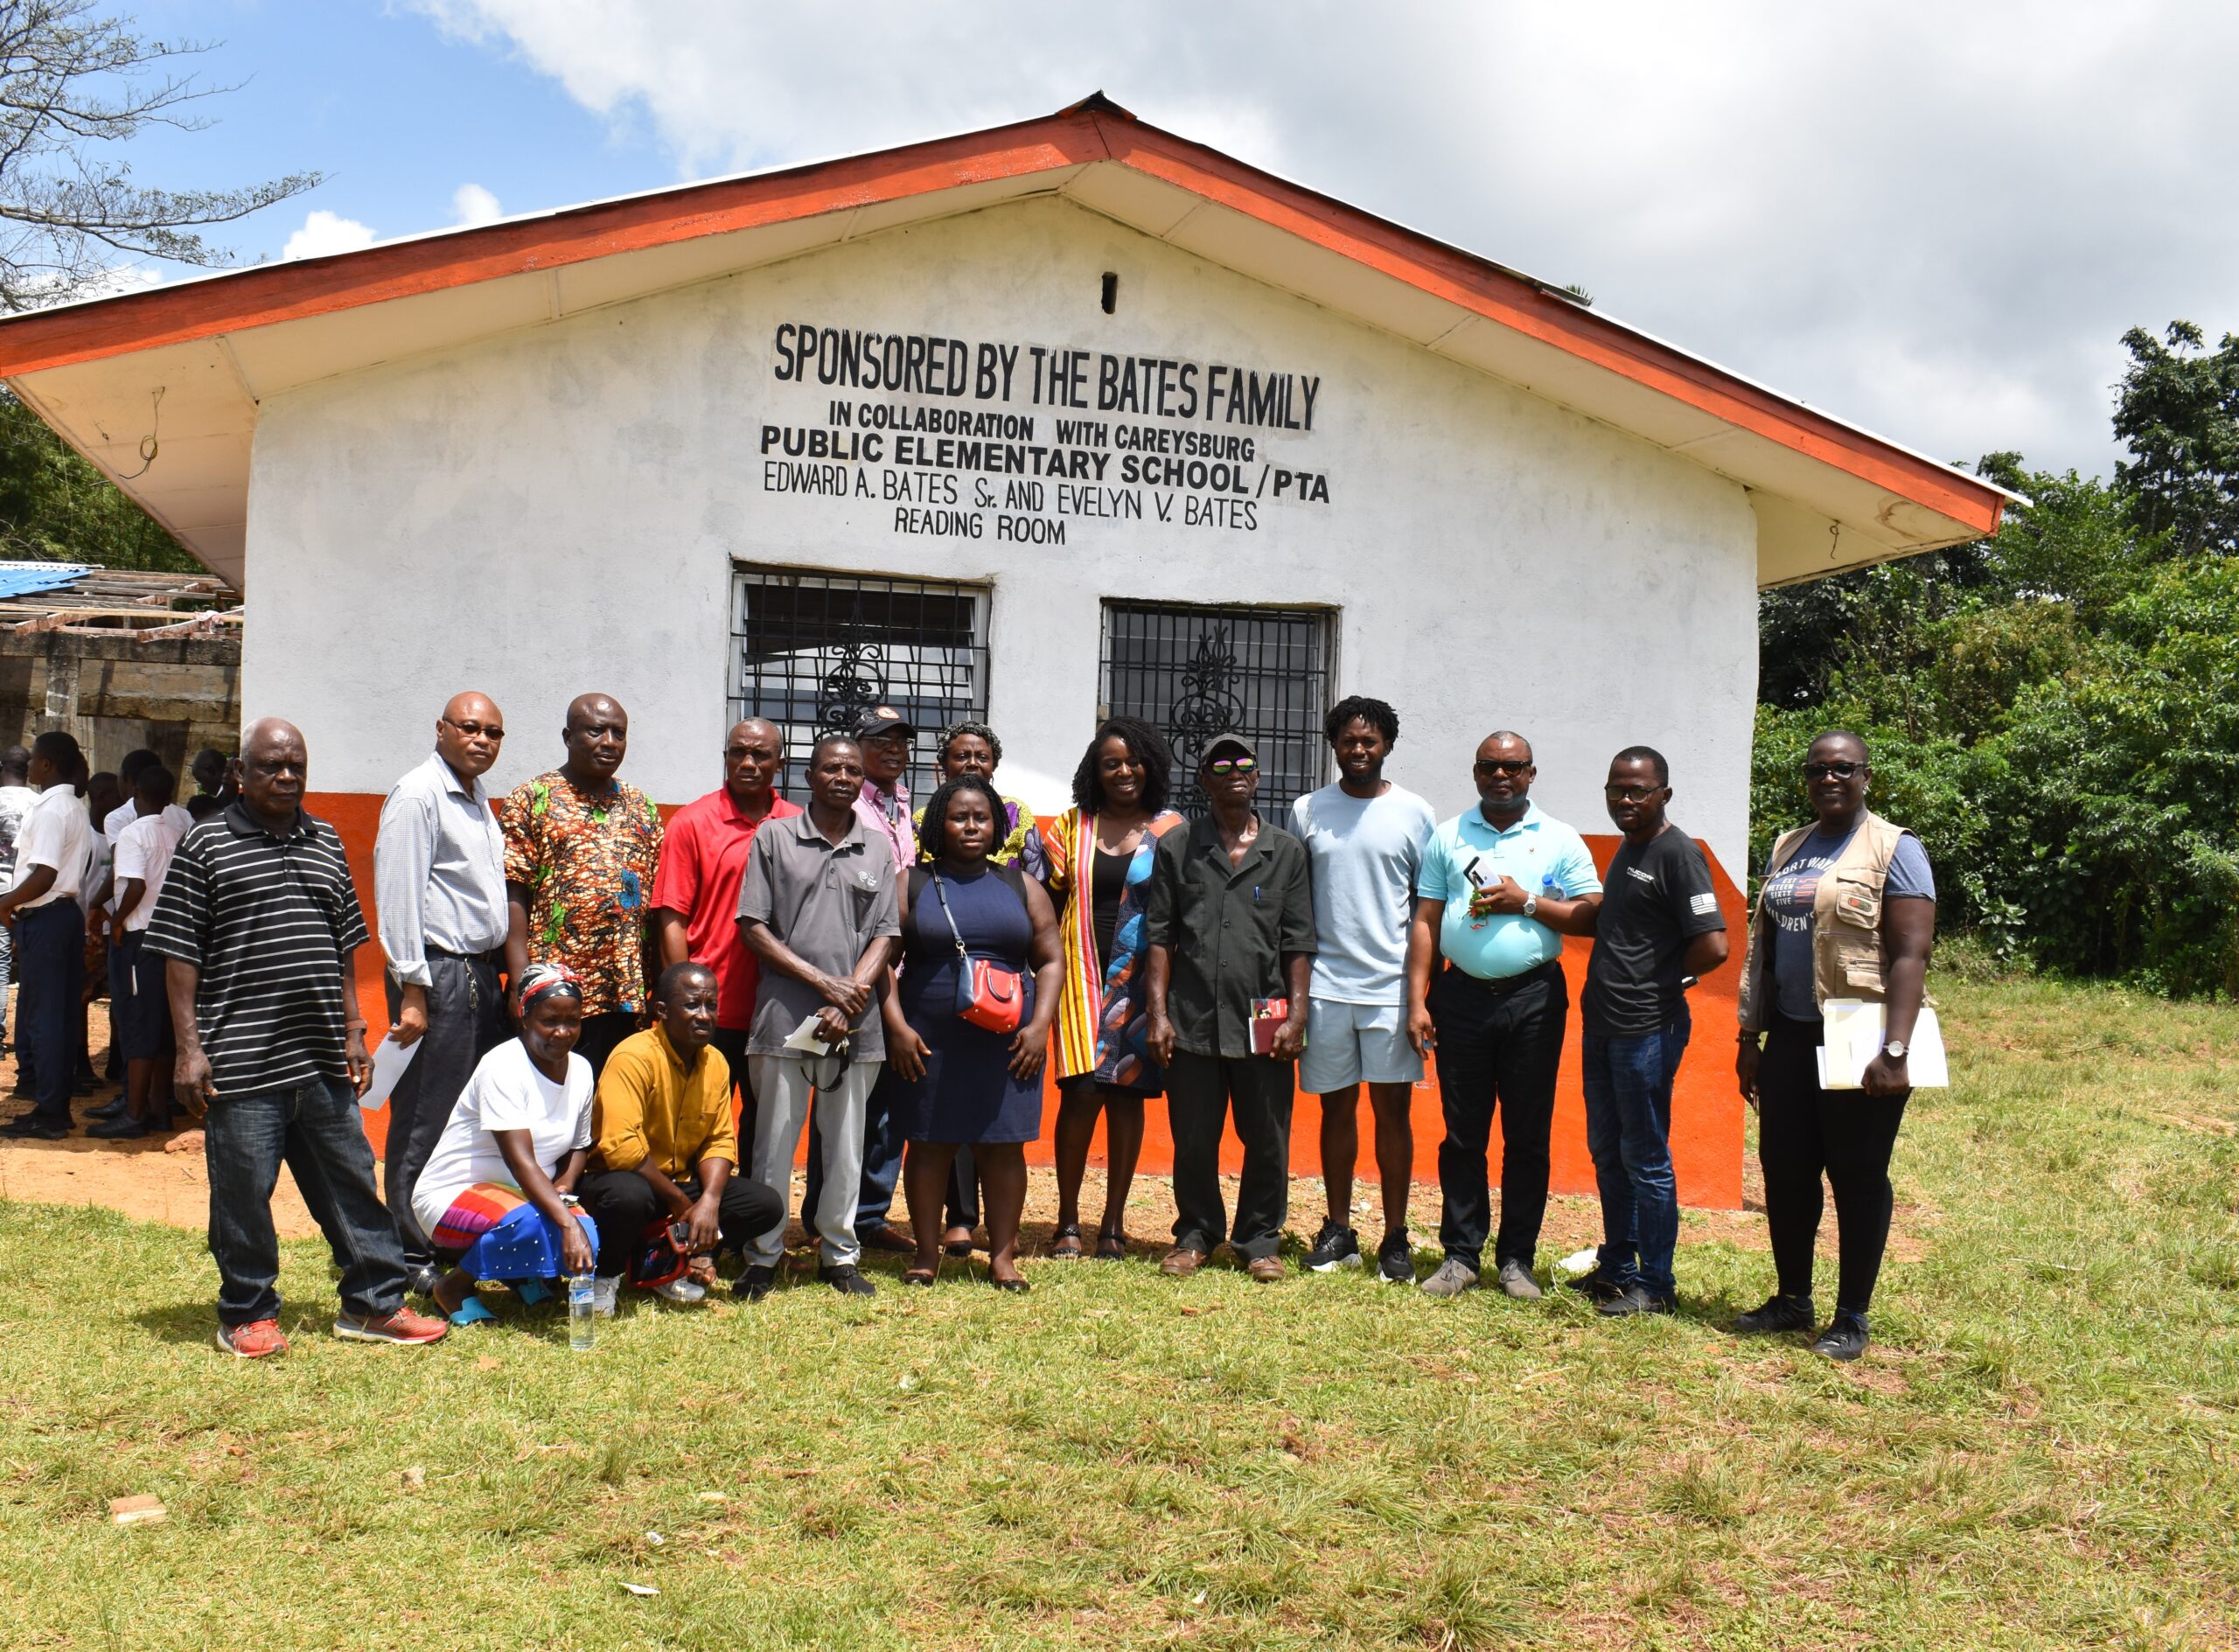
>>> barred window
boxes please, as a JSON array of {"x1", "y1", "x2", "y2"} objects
[
  {"x1": 731, "y1": 565, "x2": 990, "y2": 799},
  {"x1": 1099, "y1": 601, "x2": 1334, "y2": 821}
]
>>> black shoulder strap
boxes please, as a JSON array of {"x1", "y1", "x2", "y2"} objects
[
  {"x1": 992, "y1": 861, "x2": 1029, "y2": 905},
  {"x1": 907, "y1": 865, "x2": 931, "y2": 910}
]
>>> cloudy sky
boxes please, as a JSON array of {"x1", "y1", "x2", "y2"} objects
[{"x1": 122, "y1": 0, "x2": 2239, "y2": 478}]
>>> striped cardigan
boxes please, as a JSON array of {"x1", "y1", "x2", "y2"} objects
[{"x1": 1038, "y1": 806, "x2": 1186, "y2": 1085}]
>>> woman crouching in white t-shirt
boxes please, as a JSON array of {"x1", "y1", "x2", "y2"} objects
[{"x1": 410, "y1": 964, "x2": 600, "y2": 1326}]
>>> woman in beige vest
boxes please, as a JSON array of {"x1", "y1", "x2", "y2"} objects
[{"x1": 1733, "y1": 730, "x2": 1935, "y2": 1362}]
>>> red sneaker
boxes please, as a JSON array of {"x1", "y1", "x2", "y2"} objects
[
  {"x1": 333, "y1": 1306, "x2": 449, "y2": 1346},
  {"x1": 215, "y1": 1318, "x2": 289, "y2": 1359}
]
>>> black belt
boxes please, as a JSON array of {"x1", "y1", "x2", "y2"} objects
[
  {"x1": 426, "y1": 945, "x2": 501, "y2": 965},
  {"x1": 1442, "y1": 958, "x2": 1561, "y2": 997}
]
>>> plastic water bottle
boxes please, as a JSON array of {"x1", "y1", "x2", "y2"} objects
[
  {"x1": 1542, "y1": 873, "x2": 1563, "y2": 903},
  {"x1": 568, "y1": 1272, "x2": 596, "y2": 1352}
]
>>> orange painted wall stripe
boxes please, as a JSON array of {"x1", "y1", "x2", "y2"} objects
[
  {"x1": 310, "y1": 792, "x2": 1746, "y2": 1210},
  {"x1": 0, "y1": 104, "x2": 2003, "y2": 539}
]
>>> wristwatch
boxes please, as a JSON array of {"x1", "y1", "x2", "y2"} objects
[
  {"x1": 1883, "y1": 1039, "x2": 1908, "y2": 1060},
  {"x1": 1521, "y1": 889, "x2": 1538, "y2": 918}
]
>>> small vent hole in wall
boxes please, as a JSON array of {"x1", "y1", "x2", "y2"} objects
[{"x1": 1100, "y1": 272, "x2": 1118, "y2": 314}]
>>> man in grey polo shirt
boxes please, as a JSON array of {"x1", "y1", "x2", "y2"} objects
[{"x1": 736, "y1": 735, "x2": 901, "y2": 1299}]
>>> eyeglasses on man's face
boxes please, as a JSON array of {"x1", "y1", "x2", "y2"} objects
[
  {"x1": 1474, "y1": 759, "x2": 1530, "y2": 777},
  {"x1": 1801, "y1": 760, "x2": 1865, "y2": 780},
  {"x1": 442, "y1": 717, "x2": 504, "y2": 742},
  {"x1": 1603, "y1": 784, "x2": 1660, "y2": 803},
  {"x1": 1207, "y1": 756, "x2": 1258, "y2": 774}
]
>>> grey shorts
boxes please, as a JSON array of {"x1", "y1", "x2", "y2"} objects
[{"x1": 1299, "y1": 998, "x2": 1423, "y2": 1093}]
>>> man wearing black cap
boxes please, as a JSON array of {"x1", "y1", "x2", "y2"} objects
[{"x1": 1144, "y1": 733, "x2": 1315, "y2": 1281}]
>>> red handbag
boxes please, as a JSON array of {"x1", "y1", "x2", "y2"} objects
[{"x1": 931, "y1": 872, "x2": 1026, "y2": 1035}]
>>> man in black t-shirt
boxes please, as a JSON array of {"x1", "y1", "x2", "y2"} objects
[{"x1": 1577, "y1": 747, "x2": 1730, "y2": 1316}]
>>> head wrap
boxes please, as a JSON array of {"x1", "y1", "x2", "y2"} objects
[{"x1": 515, "y1": 962, "x2": 583, "y2": 1014}]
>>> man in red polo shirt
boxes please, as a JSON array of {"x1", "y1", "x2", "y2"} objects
[{"x1": 651, "y1": 718, "x2": 801, "y2": 1147}]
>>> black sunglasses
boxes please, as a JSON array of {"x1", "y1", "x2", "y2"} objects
[
  {"x1": 442, "y1": 717, "x2": 504, "y2": 742},
  {"x1": 1474, "y1": 759, "x2": 1531, "y2": 776},
  {"x1": 1801, "y1": 761, "x2": 1865, "y2": 780}
]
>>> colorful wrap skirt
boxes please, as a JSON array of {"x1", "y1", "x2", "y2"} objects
[{"x1": 429, "y1": 1182, "x2": 600, "y2": 1283}]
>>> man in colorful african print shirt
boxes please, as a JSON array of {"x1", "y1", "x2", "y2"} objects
[{"x1": 499, "y1": 694, "x2": 663, "y2": 1077}]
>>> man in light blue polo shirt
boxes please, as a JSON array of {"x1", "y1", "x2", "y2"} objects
[{"x1": 1405, "y1": 730, "x2": 1602, "y2": 1300}]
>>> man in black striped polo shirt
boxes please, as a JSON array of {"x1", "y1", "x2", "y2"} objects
[{"x1": 146, "y1": 719, "x2": 448, "y2": 1359}]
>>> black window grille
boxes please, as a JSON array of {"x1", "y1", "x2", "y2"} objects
[
  {"x1": 1099, "y1": 602, "x2": 1333, "y2": 821},
  {"x1": 731, "y1": 566, "x2": 990, "y2": 799}
]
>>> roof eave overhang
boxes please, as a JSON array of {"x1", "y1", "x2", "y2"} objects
[{"x1": 0, "y1": 95, "x2": 2013, "y2": 593}]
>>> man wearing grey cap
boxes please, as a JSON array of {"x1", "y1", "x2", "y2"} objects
[{"x1": 1143, "y1": 733, "x2": 1315, "y2": 1281}]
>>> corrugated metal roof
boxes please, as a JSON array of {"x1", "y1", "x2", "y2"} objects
[{"x1": 0, "y1": 561, "x2": 88, "y2": 600}]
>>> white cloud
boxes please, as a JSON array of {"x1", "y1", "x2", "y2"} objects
[
  {"x1": 450, "y1": 182, "x2": 503, "y2": 227},
  {"x1": 282, "y1": 209, "x2": 378, "y2": 261},
  {"x1": 402, "y1": 0, "x2": 2239, "y2": 476}
]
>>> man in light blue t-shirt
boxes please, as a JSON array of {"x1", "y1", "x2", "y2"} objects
[
  {"x1": 1405, "y1": 730, "x2": 1602, "y2": 1302},
  {"x1": 1288, "y1": 697, "x2": 1437, "y2": 1285}
]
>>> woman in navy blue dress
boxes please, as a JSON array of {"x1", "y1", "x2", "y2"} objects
[{"x1": 885, "y1": 776, "x2": 1063, "y2": 1289}]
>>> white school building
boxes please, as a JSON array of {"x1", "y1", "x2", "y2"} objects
[{"x1": 0, "y1": 97, "x2": 2010, "y2": 1202}]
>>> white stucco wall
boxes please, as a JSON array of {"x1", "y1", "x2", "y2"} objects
[{"x1": 244, "y1": 196, "x2": 1759, "y2": 871}]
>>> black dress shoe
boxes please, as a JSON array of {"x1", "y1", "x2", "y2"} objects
[
  {"x1": 85, "y1": 1098, "x2": 129, "y2": 1121},
  {"x1": 1812, "y1": 1313, "x2": 1870, "y2": 1362},
  {"x1": 87, "y1": 1114, "x2": 150, "y2": 1140},
  {"x1": 1597, "y1": 1284, "x2": 1674, "y2": 1318},
  {"x1": 820, "y1": 1264, "x2": 876, "y2": 1296},
  {"x1": 735, "y1": 1265, "x2": 777, "y2": 1301},
  {"x1": 1, "y1": 1112, "x2": 68, "y2": 1140},
  {"x1": 855, "y1": 1223, "x2": 913, "y2": 1254},
  {"x1": 1564, "y1": 1266, "x2": 1627, "y2": 1304},
  {"x1": 1733, "y1": 1293, "x2": 1817, "y2": 1335}
]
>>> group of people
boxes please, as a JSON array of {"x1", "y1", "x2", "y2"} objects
[
  {"x1": 0, "y1": 691, "x2": 1936, "y2": 1366},
  {"x1": 0, "y1": 737, "x2": 235, "y2": 1142}
]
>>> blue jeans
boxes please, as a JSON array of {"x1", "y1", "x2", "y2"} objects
[
  {"x1": 14, "y1": 901, "x2": 84, "y2": 1123},
  {"x1": 1580, "y1": 1009, "x2": 1691, "y2": 1300},
  {"x1": 204, "y1": 1076, "x2": 409, "y2": 1327}
]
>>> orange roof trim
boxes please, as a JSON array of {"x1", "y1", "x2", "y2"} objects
[{"x1": 0, "y1": 95, "x2": 2006, "y2": 539}]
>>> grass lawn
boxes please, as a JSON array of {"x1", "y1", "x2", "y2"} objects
[{"x1": 3, "y1": 969, "x2": 2237, "y2": 1649}]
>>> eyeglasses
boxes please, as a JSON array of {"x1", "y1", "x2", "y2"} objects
[
  {"x1": 1208, "y1": 756, "x2": 1258, "y2": 774},
  {"x1": 1474, "y1": 759, "x2": 1530, "y2": 776},
  {"x1": 442, "y1": 718, "x2": 504, "y2": 742},
  {"x1": 1603, "y1": 784, "x2": 1661, "y2": 803},
  {"x1": 1800, "y1": 761, "x2": 1865, "y2": 780}
]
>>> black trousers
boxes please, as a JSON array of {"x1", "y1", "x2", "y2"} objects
[
  {"x1": 576, "y1": 1167, "x2": 785, "y2": 1280},
  {"x1": 1429, "y1": 961, "x2": 1568, "y2": 1272},
  {"x1": 575, "y1": 1010, "x2": 639, "y2": 1080},
  {"x1": 1758, "y1": 1014, "x2": 1910, "y2": 1315},
  {"x1": 382, "y1": 952, "x2": 506, "y2": 1267},
  {"x1": 1167, "y1": 1049, "x2": 1294, "y2": 1260},
  {"x1": 945, "y1": 1147, "x2": 981, "y2": 1231}
]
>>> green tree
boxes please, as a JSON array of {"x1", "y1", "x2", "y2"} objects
[{"x1": 2112, "y1": 321, "x2": 2239, "y2": 556}]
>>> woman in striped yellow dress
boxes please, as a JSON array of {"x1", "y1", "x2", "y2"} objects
[{"x1": 1028, "y1": 717, "x2": 1185, "y2": 1259}]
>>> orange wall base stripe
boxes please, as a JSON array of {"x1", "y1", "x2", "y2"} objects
[{"x1": 309, "y1": 792, "x2": 1745, "y2": 1210}]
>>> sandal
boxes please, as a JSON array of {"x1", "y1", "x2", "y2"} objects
[
  {"x1": 1050, "y1": 1223, "x2": 1085, "y2": 1259},
  {"x1": 902, "y1": 1265, "x2": 938, "y2": 1288},
  {"x1": 1094, "y1": 1228, "x2": 1128, "y2": 1261}
]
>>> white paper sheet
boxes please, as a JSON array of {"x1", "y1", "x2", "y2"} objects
[
  {"x1": 359, "y1": 1032, "x2": 421, "y2": 1112},
  {"x1": 1815, "y1": 1000, "x2": 1948, "y2": 1090}
]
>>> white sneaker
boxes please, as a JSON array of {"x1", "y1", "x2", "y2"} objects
[
  {"x1": 654, "y1": 1275, "x2": 708, "y2": 1304},
  {"x1": 589, "y1": 1276, "x2": 621, "y2": 1317}
]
